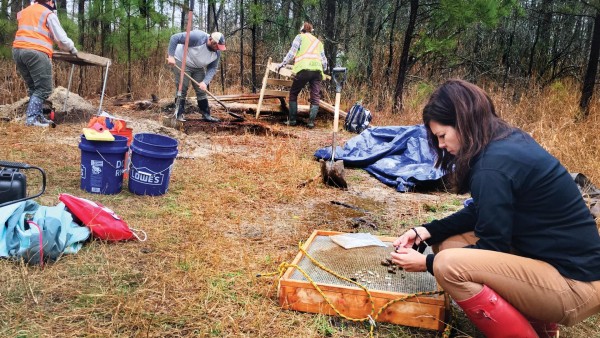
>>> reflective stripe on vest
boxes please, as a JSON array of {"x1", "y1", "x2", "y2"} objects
[
  {"x1": 13, "y1": 4, "x2": 53, "y2": 57},
  {"x1": 293, "y1": 33, "x2": 324, "y2": 74}
]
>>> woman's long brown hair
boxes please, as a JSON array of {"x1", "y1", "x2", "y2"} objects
[{"x1": 422, "y1": 79, "x2": 513, "y2": 193}]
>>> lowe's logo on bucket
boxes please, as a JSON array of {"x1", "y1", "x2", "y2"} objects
[{"x1": 130, "y1": 167, "x2": 164, "y2": 186}]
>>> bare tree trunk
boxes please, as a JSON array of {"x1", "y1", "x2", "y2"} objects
[
  {"x1": 181, "y1": 2, "x2": 186, "y2": 31},
  {"x1": 77, "y1": 0, "x2": 85, "y2": 95},
  {"x1": 240, "y1": 0, "x2": 245, "y2": 89},
  {"x1": 251, "y1": 0, "x2": 257, "y2": 93},
  {"x1": 207, "y1": 1, "x2": 212, "y2": 32},
  {"x1": 281, "y1": 0, "x2": 291, "y2": 41},
  {"x1": 101, "y1": 0, "x2": 112, "y2": 56},
  {"x1": 126, "y1": 0, "x2": 132, "y2": 93},
  {"x1": 78, "y1": 0, "x2": 85, "y2": 48},
  {"x1": 537, "y1": 0, "x2": 553, "y2": 79},
  {"x1": 385, "y1": 0, "x2": 401, "y2": 81},
  {"x1": 579, "y1": 10, "x2": 600, "y2": 117},
  {"x1": 10, "y1": 0, "x2": 20, "y2": 20},
  {"x1": 393, "y1": 0, "x2": 418, "y2": 113},
  {"x1": 527, "y1": 6, "x2": 542, "y2": 79},
  {"x1": 323, "y1": 0, "x2": 336, "y2": 75},
  {"x1": 293, "y1": 0, "x2": 303, "y2": 33},
  {"x1": 343, "y1": 0, "x2": 352, "y2": 52},
  {"x1": 364, "y1": 1, "x2": 375, "y2": 85},
  {"x1": 502, "y1": 11, "x2": 517, "y2": 91}
]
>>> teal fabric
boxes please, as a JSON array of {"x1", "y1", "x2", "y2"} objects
[{"x1": 0, "y1": 200, "x2": 90, "y2": 264}]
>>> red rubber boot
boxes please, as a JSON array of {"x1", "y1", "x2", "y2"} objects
[{"x1": 456, "y1": 285, "x2": 539, "y2": 338}]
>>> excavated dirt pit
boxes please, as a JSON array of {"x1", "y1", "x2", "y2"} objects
[{"x1": 181, "y1": 118, "x2": 296, "y2": 137}]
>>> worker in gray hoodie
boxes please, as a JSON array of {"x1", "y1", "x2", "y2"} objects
[{"x1": 167, "y1": 30, "x2": 226, "y2": 122}]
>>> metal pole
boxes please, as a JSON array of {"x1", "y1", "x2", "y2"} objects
[
  {"x1": 98, "y1": 61, "x2": 111, "y2": 115},
  {"x1": 63, "y1": 64, "x2": 75, "y2": 112}
]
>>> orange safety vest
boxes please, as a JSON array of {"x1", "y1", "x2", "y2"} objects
[{"x1": 13, "y1": 3, "x2": 54, "y2": 57}]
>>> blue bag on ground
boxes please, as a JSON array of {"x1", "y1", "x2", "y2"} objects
[
  {"x1": 0, "y1": 200, "x2": 90, "y2": 265},
  {"x1": 314, "y1": 125, "x2": 445, "y2": 192},
  {"x1": 344, "y1": 102, "x2": 372, "y2": 133}
]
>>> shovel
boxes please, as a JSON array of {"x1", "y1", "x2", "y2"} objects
[
  {"x1": 320, "y1": 67, "x2": 348, "y2": 189},
  {"x1": 163, "y1": 0, "x2": 194, "y2": 128},
  {"x1": 172, "y1": 63, "x2": 244, "y2": 121}
]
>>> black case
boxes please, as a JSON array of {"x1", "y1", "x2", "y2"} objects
[{"x1": 0, "y1": 168, "x2": 27, "y2": 205}]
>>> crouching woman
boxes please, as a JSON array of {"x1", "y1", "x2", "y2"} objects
[{"x1": 391, "y1": 79, "x2": 600, "y2": 337}]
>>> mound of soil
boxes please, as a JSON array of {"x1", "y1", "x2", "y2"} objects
[{"x1": 0, "y1": 86, "x2": 96, "y2": 124}]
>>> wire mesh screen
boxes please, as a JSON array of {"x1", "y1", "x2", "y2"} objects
[{"x1": 290, "y1": 235, "x2": 438, "y2": 294}]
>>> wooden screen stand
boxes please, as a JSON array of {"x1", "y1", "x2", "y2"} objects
[
  {"x1": 255, "y1": 57, "x2": 295, "y2": 119},
  {"x1": 52, "y1": 51, "x2": 112, "y2": 114},
  {"x1": 255, "y1": 57, "x2": 341, "y2": 119}
]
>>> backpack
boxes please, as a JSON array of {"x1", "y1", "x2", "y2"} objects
[
  {"x1": 344, "y1": 102, "x2": 372, "y2": 133},
  {"x1": 59, "y1": 193, "x2": 146, "y2": 241}
]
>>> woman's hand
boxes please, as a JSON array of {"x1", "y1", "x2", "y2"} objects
[
  {"x1": 390, "y1": 248, "x2": 427, "y2": 272},
  {"x1": 392, "y1": 230, "x2": 416, "y2": 249},
  {"x1": 392, "y1": 226, "x2": 431, "y2": 249}
]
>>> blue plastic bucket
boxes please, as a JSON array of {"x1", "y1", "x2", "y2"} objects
[
  {"x1": 79, "y1": 135, "x2": 129, "y2": 194},
  {"x1": 128, "y1": 133, "x2": 178, "y2": 196}
]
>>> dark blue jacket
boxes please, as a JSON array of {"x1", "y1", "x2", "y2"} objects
[{"x1": 424, "y1": 130, "x2": 600, "y2": 282}]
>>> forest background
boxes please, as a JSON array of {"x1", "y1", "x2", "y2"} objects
[{"x1": 1, "y1": 0, "x2": 600, "y2": 118}]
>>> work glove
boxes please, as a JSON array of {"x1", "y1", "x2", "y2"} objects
[{"x1": 70, "y1": 47, "x2": 78, "y2": 55}]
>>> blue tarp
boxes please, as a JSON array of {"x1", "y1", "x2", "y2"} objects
[{"x1": 314, "y1": 125, "x2": 445, "y2": 192}]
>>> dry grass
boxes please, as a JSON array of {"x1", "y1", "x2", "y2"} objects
[{"x1": 0, "y1": 77, "x2": 599, "y2": 338}]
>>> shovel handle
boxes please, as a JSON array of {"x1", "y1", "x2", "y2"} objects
[
  {"x1": 177, "y1": 1, "x2": 194, "y2": 95},
  {"x1": 331, "y1": 91, "x2": 341, "y2": 162},
  {"x1": 172, "y1": 64, "x2": 228, "y2": 111},
  {"x1": 333, "y1": 92, "x2": 341, "y2": 133}
]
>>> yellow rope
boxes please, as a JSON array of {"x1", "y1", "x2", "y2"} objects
[{"x1": 257, "y1": 241, "x2": 453, "y2": 337}]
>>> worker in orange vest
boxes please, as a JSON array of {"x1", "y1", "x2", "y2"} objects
[
  {"x1": 12, "y1": 0, "x2": 77, "y2": 128},
  {"x1": 277, "y1": 22, "x2": 328, "y2": 129}
]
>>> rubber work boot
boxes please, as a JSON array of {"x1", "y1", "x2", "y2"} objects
[
  {"x1": 284, "y1": 101, "x2": 297, "y2": 126},
  {"x1": 455, "y1": 285, "x2": 538, "y2": 338},
  {"x1": 175, "y1": 98, "x2": 186, "y2": 122},
  {"x1": 307, "y1": 104, "x2": 319, "y2": 129},
  {"x1": 198, "y1": 98, "x2": 220, "y2": 122},
  {"x1": 25, "y1": 96, "x2": 51, "y2": 127}
]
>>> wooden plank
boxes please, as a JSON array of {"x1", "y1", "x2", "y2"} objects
[
  {"x1": 52, "y1": 51, "x2": 111, "y2": 67},
  {"x1": 218, "y1": 102, "x2": 311, "y2": 115},
  {"x1": 256, "y1": 57, "x2": 272, "y2": 118},
  {"x1": 266, "y1": 78, "x2": 294, "y2": 87},
  {"x1": 210, "y1": 94, "x2": 282, "y2": 102},
  {"x1": 268, "y1": 62, "x2": 331, "y2": 80},
  {"x1": 263, "y1": 89, "x2": 289, "y2": 97},
  {"x1": 278, "y1": 278, "x2": 444, "y2": 305},
  {"x1": 267, "y1": 62, "x2": 294, "y2": 78},
  {"x1": 279, "y1": 285, "x2": 444, "y2": 331},
  {"x1": 319, "y1": 100, "x2": 347, "y2": 118},
  {"x1": 282, "y1": 230, "x2": 323, "y2": 280}
]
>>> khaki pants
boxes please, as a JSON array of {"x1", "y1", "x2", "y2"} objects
[
  {"x1": 433, "y1": 232, "x2": 600, "y2": 325},
  {"x1": 172, "y1": 60, "x2": 207, "y2": 101}
]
